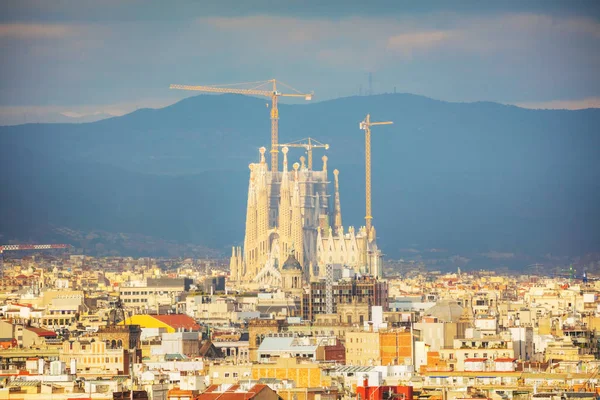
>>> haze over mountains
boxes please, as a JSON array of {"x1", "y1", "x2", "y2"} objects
[{"x1": 1, "y1": 93, "x2": 599, "y2": 270}]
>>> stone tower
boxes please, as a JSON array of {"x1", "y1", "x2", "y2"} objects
[
  {"x1": 281, "y1": 251, "x2": 303, "y2": 296},
  {"x1": 231, "y1": 140, "x2": 384, "y2": 285}
]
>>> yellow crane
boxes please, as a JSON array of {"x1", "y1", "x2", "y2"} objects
[
  {"x1": 359, "y1": 114, "x2": 393, "y2": 239},
  {"x1": 277, "y1": 137, "x2": 329, "y2": 170},
  {"x1": 170, "y1": 79, "x2": 313, "y2": 172}
]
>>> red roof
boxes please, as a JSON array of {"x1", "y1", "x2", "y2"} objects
[
  {"x1": 25, "y1": 327, "x2": 57, "y2": 338},
  {"x1": 464, "y1": 358, "x2": 488, "y2": 362},
  {"x1": 11, "y1": 303, "x2": 32, "y2": 308},
  {"x1": 198, "y1": 384, "x2": 269, "y2": 400},
  {"x1": 152, "y1": 314, "x2": 201, "y2": 331},
  {"x1": 494, "y1": 358, "x2": 516, "y2": 362}
]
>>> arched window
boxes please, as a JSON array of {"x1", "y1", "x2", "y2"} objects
[{"x1": 117, "y1": 340, "x2": 123, "y2": 348}]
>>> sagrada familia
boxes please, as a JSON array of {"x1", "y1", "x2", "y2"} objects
[{"x1": 230, "y1": 144, "x2": 383, "y2": 288}]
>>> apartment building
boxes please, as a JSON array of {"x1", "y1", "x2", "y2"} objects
[
  {"x1": 119, "y1": 278, "x2": 193, "y2": 311},
  {"x1": 302, "y1": 275, "x2": 388, "y2": 321},
  {"x1": 438, "y1": 333, "x2": 515, "y2": 371}
]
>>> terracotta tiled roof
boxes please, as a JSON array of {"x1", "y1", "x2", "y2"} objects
[
  {"x1": 10, "y1": 303, "x2": 32, "y2": 308},
  {"x1": 198, "y1": 384, "x2": 270, "y2": 400},
  {"x1": 152, "y1": 314, "x2": 201, "y2": 331},
  {"x1": 25, "y1": 327, "x2": 57, "y2": 338}
]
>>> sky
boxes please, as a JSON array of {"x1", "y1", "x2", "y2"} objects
[{"x1": 1, "y1": 0, "x2": 599, "y2": 125}]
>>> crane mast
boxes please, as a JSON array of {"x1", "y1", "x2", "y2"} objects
[
  {"x1": 170, "y1": 79, "x2": 313, "y2": 172},
  {"x1": 359, "y1": 114, "x2": 393, "y2": 239},
  {"x1": 271, "y1": 89, "x2": 279, "y2": 172}
]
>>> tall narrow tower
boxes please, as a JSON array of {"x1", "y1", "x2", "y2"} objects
[
  {"x1": 229, "y1": 247, "x2": 238, "y2": 281},
  {"x1": 359, "y1": 114, "x2": 393, "y2": 239},
  {"x1": 243, "y1": 165, "x2": 257, "y2": 275},
  {"x1": 291, "y1": 162, "x2": 304, "y2": 269},
  {"x1": 333, "y1": 169, "x2": 343, "y2": 235},
  {"x1": 278, "y1": 147, "x2": 292, "y2": 261},
  {"x1": 256, "y1": 147, "x2": 270, "y2": 275}
]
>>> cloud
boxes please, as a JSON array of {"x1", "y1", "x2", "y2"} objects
[
  {"x1": 481, "y1": 251, "x2": 516, "y2": 260},
  {"x1": 196, "y1": 13, "x2": 600, "y2": 71},
  {"x1": 0, "y1": 23, "x2": 75, "y2": 39},
  {"x1": 427, "y1": 248, "x2": 447, "y2": 253},
  {"x1": 59, "y1": 111, "x2": 119, "y2": 119},
  {"x1": 1, "y1": 10, "x2": 599, "y2": 111},
  {"x1": 449, "y1": 255, "x2": 470, "y2": 266},
  {"x1": 387, "y1": 31, "x2": 452, "y2": 52},
  {"x1": 399, "y1": 248, "x2": 421, "y2": 254},
  {"x1": 514, "y1": 97, "x2": 600, "y2": 110},
  {"x1": 0, "y1": 97, "x2": 184, "y2": 125}
]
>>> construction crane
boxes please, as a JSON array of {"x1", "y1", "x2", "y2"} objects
[
  {"x1": 170, "y1": 79, "x2": 313, "y2": 172},
  {"x1": 0, "y1": 244, "x2": 70, "y2": 278},
  {"x1": 277, "y1": 137, "x2": 329, "y2": 170},
  {"x1": 359, "y1": 114, "x2": 393, "y2": 240}
]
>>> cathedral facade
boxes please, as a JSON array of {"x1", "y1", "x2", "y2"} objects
[{"x1": 230, "y1": 146, "x2": 382, "y2": 286}]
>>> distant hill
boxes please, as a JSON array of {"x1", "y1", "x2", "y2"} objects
[{"x1": 1, "y1": 93, "x2": 599, "y2": 269}]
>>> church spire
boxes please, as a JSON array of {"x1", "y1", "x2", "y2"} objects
[
  {"x1": 278, "y1": 147, "x2": 292, "y2": 260},
  {"x1": 243, "y1": 164, "x2": 258, "y2": 281},
  {"x1": 229, "y1": 246, "x2": 238, "y2": 281},
  {"x1": 291, "y1": 162, "x2": 304, "y2": 272},
  {"x1": 237, "y1": 246, "x2": 243, "y2": 279},
  {"x1": 259, "y1": 146, "x2": 266, "y2": 164},
  {"x1": 333, "y1": 169, "x2": 342, "y2": 235},
  {"x1": 256, "y1": 150, "x2": 269, "y2": 276}
]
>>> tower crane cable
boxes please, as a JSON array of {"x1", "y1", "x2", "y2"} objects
[
  {"x1": 277, "y1": 137, "x2": 329, "y2": 170},
  {"x1": 203, "y1": 80, "x2": 271, "y2": 88},
  {"x1": 276, "y1": 79, "x2": 306, "y2": 94},
  {"x1": 170, "y1": 78, "x2": 313, "y2": 172}
]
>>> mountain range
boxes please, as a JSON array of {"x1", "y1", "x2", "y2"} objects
[{"x1": 1, "y1": 93, "x2": 599, "y2": 270}]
